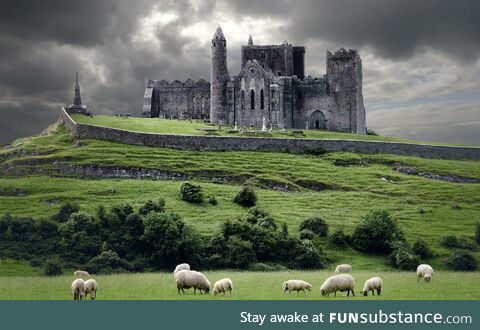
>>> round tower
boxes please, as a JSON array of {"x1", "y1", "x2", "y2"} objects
[{"x1": 210, "y1": 26, "x2": 229, "y2": 123}]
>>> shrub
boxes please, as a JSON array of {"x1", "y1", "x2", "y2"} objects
[
  {"x1": 44, "y1": 258, "x2": 63, "y2": 276},
  {"x1": 139, "y1": 199, "x2": 165, "y2": 215},
  {"x1": 179, "y1": 182, "x2": 203, "y2": 203},
  {"x1": 29, "y1": 258, "x2": 42, "y2": 267},
  {"x1": 299, "y1": 229, "x2": 315, "y2": 240},
  {"x1": 86, "y1": 250, "x2": 131, "y2": 274},
  {"x1": 51, "y1": 202, "x2": 80, "y2": 223},
  {"x1": 441, "y1": 235, "x2": 476, "y2": 251},
  {"x1": 299, "y1": 217, "x2": 328, "y2": 237},
  {"x1": 441, "y1": 235, "x2": 459, "y2": 248},
  {"x1": 391, "y1": 249, "x2": 420, "y2": 270},
  {"x1": 330, "y1": 227, "x2": 348, "y2": 246},
  {"x1": 225, "y1": 236, "x2": 256, "y2": 268},
  {"x1": 294, "y1": 239, "x2": 326, "y2": 269},
  {"x1": 367, "y1": 129, "x2": 378, "y2": 136},
  {"x1": 412, "y1": 239, "x2": 433, "y2": 258},
  {"x1": 303, "y1": 147, "x2": 327, "y2": 156},
  {"x1": 444, "y1": 250, "x2": 478, "y2": 271},
  {"x1": 249, "y1": 262, "x2": 287, "y2": 272},
  {"x1": 245, "y1": 208, "x2": 276, "y2": 230},
  {"x1": 352, "y1": 209, "x2": 404, "y2": 254},
  {"x1": 208, "y1": 196, "x2": 218, "y2": 205},
  {"x1": 233, "y1": 185, "x2": 257, "y2": 207}
]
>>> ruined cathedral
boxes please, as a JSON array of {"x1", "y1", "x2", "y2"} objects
[{"x1": 143, "y1": 26, "x2": 366, "y2": 134}]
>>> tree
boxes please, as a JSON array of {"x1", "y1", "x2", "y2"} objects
[
  {"x1": 299, "y1": 217, "x2": 329, "y2": 237},
  {"x1": 233, "y1": 185, "x2": 257, "y2": 207},
  {"x1": 51, "y1": 202, "x2": 80, "y2": 223},
  {"x1": 444, "y1": 250, "x2": 477, "y2": 271},
  {"x1": 139, "y1": 199, "x2": 166, "y2": 215},
  {"x1": 352, "y1": 209, "x2": 404, "y2": 254},
  {"x1": 180, "y1": 182, "x2": 203, "y2": 203}
]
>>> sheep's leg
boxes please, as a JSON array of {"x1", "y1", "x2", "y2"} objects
[
  {"x1": 377, "y1": 288, "x2": 381, "y2": 296},
  {"x1": 351, "y1": 290, "x2": 355, "y2": 297},
  {"x1": 372, "y1": 289, "x2": 375, "y2": 296},
  {"x1": 334, "y1": 291, "x2": 336, "y2": 297},
  {"x1": 346, "y1": 290, "x2": 350, "y2": 297},
  {"x1": 193, "y1": 287, "x2": 197, "y2": 294}
]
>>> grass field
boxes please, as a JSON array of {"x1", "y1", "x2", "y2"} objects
[
  {"x1": 70, "y1": 114, "x2": 473, "y2": 146},
  {"x1": 1, "y1": 124, "x2": 479, "y2": 269},
  {"x1": 0, "y1": 270, "x2": 479, "y2": 300}
]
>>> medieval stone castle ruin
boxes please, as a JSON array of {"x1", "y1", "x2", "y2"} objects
[{"x1": 143, "y1": 26, "x2": 366, "y2": 134}]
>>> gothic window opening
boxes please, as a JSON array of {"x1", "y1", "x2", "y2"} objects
[
  {"x1": 260, "y1": 89, "x2": 264, "y2": 110},
  {"x1": 250, "y1": 90, "x2": 255, "y2": 110},
  {"x1": 277, "y1": 72, "x2": 282, "y2": 76},
  {"x1": 241, "y1": 90, "x2": 245, "y2": 110},
  {"x1": 261, "y1": 52, "x2": 266, "y2": 60}
]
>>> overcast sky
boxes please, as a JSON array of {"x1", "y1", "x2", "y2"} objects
[{"x1": 0, "y1": 0, "x2": 479, "y2": 145}]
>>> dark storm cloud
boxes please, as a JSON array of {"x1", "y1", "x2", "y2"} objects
[{"x1": 229, "y1": 0, "x2": 480, "y2": 60}]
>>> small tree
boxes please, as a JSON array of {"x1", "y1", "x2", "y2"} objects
[
  {"x1": 86, "y1": 250, "x2": 130, "y2": 274},
  {"x1": 225, "y1": 236, "x2": 256, "y2": 268},
  {"x1": 180, "y1": 182, "x2": 203, "y2": 203},
  {"x1": 444, "y1": 250, "x2": 478, "y2": 271},
  {"x1": 352, "y1": 209, "x2": 404, "y2": 254},
  {"x1": 412, "y1": 239, "x2": 432, "y2": 258},
  {"x1": 51, "y1": 202, "x2": 80, "y2": 223},
  {"x1": 139, "y1": 199, "x2": 166, "y2": 215},
  {"x1": 44, "y1": 258, "x2": 63, "y2": 276},
  {"x1": 233, "y1": 186, "x2": 257, "y2": 207},
  {"x1": 299, "y1": 217, "x2": 329, "y2": 237},
  {"x1": 330, "y1": 227, "x2": 348, "y2": 246}
]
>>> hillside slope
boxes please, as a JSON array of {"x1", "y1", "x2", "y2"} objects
[{"x1": 1, "y1": 123, "x2": 479, "y2": 270}]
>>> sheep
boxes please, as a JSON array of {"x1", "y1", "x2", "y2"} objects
[
  {"x1": 74, "y1": 270, "x2": 90, "y2": 278},
  {"x1": 175, "y1": 270, "x2": 211, "y2": 294},
  {"x1": 173, "y1": 263, "x2": 190, "y2": 275},
  {"x1": 417, "y1": 264, "x2": 434, "y2": 283},
  {"x1": 213, "y1": 278, "x2": 233, "y2": 296},
  {"x1": 320, "y1": 274, "x2": 355, "y2": 297},
  {"x1": 282, "y1": 280, "x2": 312, "y2": 295},
  {"x1": 84, "y1": 279, "x2": 98, "y2": 300},
  {"x1": 71, "y1": 278, "x2": 86, "y2": 300},
  {"x1": 361, "y1": 277, "x2": 383, "y2": 296},
  {"x1": 334, "y1": 264, "x2": 352, "y2": 274}
]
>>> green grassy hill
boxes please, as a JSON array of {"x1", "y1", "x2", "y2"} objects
[{"x1": 1, "y1": 122, "x2": 479, "y2": 274}]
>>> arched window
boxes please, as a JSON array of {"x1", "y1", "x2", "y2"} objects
[
  {"x1": 260, "y1": 89, "x2": 264, "y2": 110},
  {"x1": 250, "y1": 90, "x2": 255, "y2": 110},
  {"x1": 241, "y1": 90, "x2": 245, "y2": 110}
]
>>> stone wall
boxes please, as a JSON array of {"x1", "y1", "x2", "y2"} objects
[{"x1": 60, "y1": 108, "x2": 480, "y2": 161}]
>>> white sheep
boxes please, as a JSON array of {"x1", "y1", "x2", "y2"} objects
[
  {"x1": 282, "y1": 280, "x2": 312, "y2": 295},
  {"x1": 74, "y1": 270, "x2": 90, "y2": 278},
  {"x1": 334, "y1": 264, "x2": 352, "y2": 274},
  {"x1": 71, "y1": 278, "x2": 86, "y2": 300},
  {"x1": 417, "y1": 264, "x2": 434, "y2": 283},
  {"x1": 173, "y1": 263, "x2": 190, "y2": 275},
  {"x1": 320, "y1": 274, "x2": 355, "y2": 297},
  {"x1": 175, "y1": 270, "x2": 211, "y2": 294},
  {"x1": 213, "y1": 278, "x2": 233, "y2": 296},
  {"x1": 361, "y1": 277, "x2": 383, "y2": 296},
  {"x1": 84, "y1": 279, "x2": 98, "y2": 300}
]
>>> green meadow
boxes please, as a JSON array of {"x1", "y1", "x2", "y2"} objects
[{"x1": 0, "y1": 270, "x2": 479, "y2": 300}]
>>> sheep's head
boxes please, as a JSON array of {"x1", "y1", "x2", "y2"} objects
[
  {"x1": 361, "y1": 290, "x2": 367, "y2": 296},
  {"x1": 424, "y1": 275, "x2": 432, "y2": 283},
  {"x1": 306, "y1": 284, "x2": 312, "y2": 291},
  {"x1": 320, "y1": 289, "x2": 327, "y2": 296}
]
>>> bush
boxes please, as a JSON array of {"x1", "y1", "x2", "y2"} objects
[
  {"x1": 139, "y1": 199, "x2": 165, "y2": 215},
  {"x1": 249, "y1": 262, "x2": 287, "y2": 272},
  {"x1": 179, "y1": 182, "x2": 203, "y2": 203},
  {"x1": 294, "y1": 239, "x2": 326, "y2": 269},
  {"x1": 441, "y1": 235, "x2": 476, "y2": 251},
  {"x1": 330, "y1": 227, "x2": 348, "y2": 246},
  {"x1": 299, "y1": 217, "x2": 328, "y2": 237},
  {"x1": 367, "y1": 129, "x2": 378, "y2": 136},
  {"x1": 225, "y1": 236, "x2": 256, "y2": 268},
  {"x1": 29, "y1": 258, "x2": 43, "y2": 267},
  {"x1": 303, "y1": 147, "x2": 327, "y2": 156},
  {"x1": 208, "y1": 196, "x2": 218, "y2": 205},
  {"x1": 44, "y1": 258, "x2": 63, "y2": 276},
  {"x1": 245, "y1": 208, "x2": 276, "y2": 230},
  {"x1": 444, "y1": 250, "x2": 478, "y2": 271},
  {"x1": 412, "y1": 239, "x2": 433, "y2": 258},
  {"x1": 233, "y1": 185, "x2": 257, "y2": 207},
  {"x1": 86, "y1": 250, "x2": 131, "y2": 274},
  {"x1": 352, "y1": 209, "x2": 404, "y2": 254},
  {"x1": 299, "y1": 229, "x2": 315, "y2": 240},
  {"x1": 390, "y1": 249, "x2": 421, "y2": 270},
  {"x1": 51, "y1": 202, "x2": 80, "y2": 223}
]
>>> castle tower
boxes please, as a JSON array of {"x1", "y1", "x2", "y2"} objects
[
  {"x1": 67, "y1": 72, "x2": 88, "y2": 115},
  {"x1": 326, "y1": 48, "x2": 366, "y2": 134},
  {"x1": 210, "y1": 26, "x2": 230, "y2": 123},
  {"x1": 248, "y1": 35, "x2": 253, "y2": 46}
]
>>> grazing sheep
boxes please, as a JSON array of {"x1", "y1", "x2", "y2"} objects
[
  {"x1": 320, "y1": 274, "x2": 355, "y2": 297},
  {"x1": 334, "y1": 264, "x2": 352, "y2": 274},
  {"x1": 74, "y1": 270, "x2": 90, "y2": 278},
  {"x1": 282, "y1": 280, "x2": 312, "y2": 295},
  {"x1": 213, "y1": 278, "x2": 233, "y2": 296},
  {"x1": 175, "y1": 270, "x2": 211, "y2": 294},
  {"x1": 173, "y1": 263, "x2": 190, "y2": 275},
  {"x1": 84, "y1": 279, "x2": 98, "y2": 300},
  {"x1": 417, "y1": 264, "x2": 434, "y2": 283},
  {"x1": 361, "y1": 277, "x2": 383, "y2": 296},
  {"x1": 71, "y1": 279, "x2": 86, "y2": 300}
]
